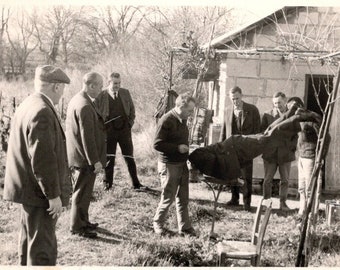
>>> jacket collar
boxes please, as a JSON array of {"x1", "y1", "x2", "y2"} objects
[
  {"x1": 80, "y1": 91, "x2": 104, "y2": 120},
  {"x1": 33, "y1": 92, "x2": 65, "y2": 137}
]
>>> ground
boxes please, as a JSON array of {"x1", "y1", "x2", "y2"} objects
[{"x1": 0, "y1": 155, "x2": 340, "y2": 267}]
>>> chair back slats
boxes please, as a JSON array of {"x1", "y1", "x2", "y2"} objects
[
  {"x1": 255, "y1": 201, "x2": 272, "y2": 256},
  {"x1": 251, "y1": 198, "x2": 263, "y2": 245}
]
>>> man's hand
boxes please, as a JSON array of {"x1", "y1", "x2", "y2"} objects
[
  {"x1": 178, "y1": 144, "x2": 189, "y2": 154},
  {"x1": 94, "y1": 161, "x2": 103, "y2": 174},
  {"x1": 47, "y1": 197, "x2": 62, "y2": 219}
]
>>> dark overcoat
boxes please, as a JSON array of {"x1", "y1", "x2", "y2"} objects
[{"x1": 4, "y1": 93, "x2": 71, "y2": 207}]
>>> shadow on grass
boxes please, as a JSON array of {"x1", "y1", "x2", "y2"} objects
[{"x1": 96, "y1": 227, "x2": 130, "y2": 241}]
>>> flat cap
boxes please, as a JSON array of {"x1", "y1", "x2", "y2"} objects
[{"x1": 35, "y1": 65, "x2": 70, "y2": 84}]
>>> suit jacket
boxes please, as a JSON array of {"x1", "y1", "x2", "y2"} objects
[
  {"x1": 3, "y1": 93, "x2": 71, "y2": 207},
  {"x1": 261, "y1": 107, "x2": 297, "y2": 164},
  {"x1": 66, "y1": 91, "x2": 106, "y2": 168},
  {"x1": 219, "y1": 101, "x2": 261, "y2": 141},
  {"x1": 94, "y1": 88, "x2": 136, "y2": 128}
]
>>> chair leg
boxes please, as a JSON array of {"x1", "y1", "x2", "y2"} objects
[
  {"x1": 218, "y1": 253, "x2": 226, "y2": 266},
  {"x1": 250, "y1": 255, "x2": 261, "y2": 266}
]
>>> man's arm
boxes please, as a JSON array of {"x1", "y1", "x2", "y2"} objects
[
  {"x1": 78, "y1": 105, "x2": 101, "y2": 167},
  {"x1": 253, "y1": 106, "x2": 261, "y2": 134},
  {"x1": 127, "y1": 90, "x2": 135, "y2": 127},
  {"x1": 28, "y1": 108, "x2": 61, "y2": 201},
  {"x1": 154, "y1": 119, "x2": 182, "y2": 154}
]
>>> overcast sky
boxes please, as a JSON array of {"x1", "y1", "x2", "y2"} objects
[{"x1": 0, "y1": 0, "x2": 339, "y2": 23}]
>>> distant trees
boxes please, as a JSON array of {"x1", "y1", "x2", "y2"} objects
[
  {"x1": 0, "y1": 4, "x2": 235, "y2": 85},
  {"x1": 0, "y1": 6, "x2": 10, "y2": 77},
  {"x1": 6, "y1": 9, "x2": 38, "y2": 74}
]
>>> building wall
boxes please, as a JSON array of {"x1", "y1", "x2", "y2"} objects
[{"x1": 208, "y1": 6, "x2": 340, "y2": 190}]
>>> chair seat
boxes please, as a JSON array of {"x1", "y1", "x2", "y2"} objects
[{"x1": 217, "y1": 240, "x2": 257, "y2": 259}]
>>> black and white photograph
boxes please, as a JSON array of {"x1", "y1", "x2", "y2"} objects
[{"x1": 0, "y1": 0, "x2": 340, "y2": 267}]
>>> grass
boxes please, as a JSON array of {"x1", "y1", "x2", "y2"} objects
[{"x1": 1, "y1": 148, "x2": 340, "y2": 267}]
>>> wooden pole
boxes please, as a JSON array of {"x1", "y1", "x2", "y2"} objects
[
  {"x1": 169, "y1": 51, "x2": 174, "y2": 91},
  {"x1": 296, "y1": 65, "x2": 340, "y2": 267}
]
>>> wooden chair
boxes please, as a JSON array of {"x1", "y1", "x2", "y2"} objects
[{"x1": 216, "y1": 198, "x2": 272, "y2": 266}]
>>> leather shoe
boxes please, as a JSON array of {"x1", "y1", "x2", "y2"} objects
[
  {"x1": 226, "y1": 199, "x2": 239, "y2": 206},
  {"x1": 179, "y1": 227, "x2": 196, "y2": 237},
  {"x1": 86, "y1": 222, "x2": 99, "y2": 229},
  {"x1": 103, "y1": 183, "x2": 112, "y2": 191},
  {"x1": 71, "y1": 228, "x2": 97, "y2": 238},
  {"x1": 133, "y1": 184, "x2": 149, "y2": 191}
]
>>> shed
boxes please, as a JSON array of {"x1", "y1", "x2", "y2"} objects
[{"x1": 203, "y1": 6, "x2": 340, "y2": 193}]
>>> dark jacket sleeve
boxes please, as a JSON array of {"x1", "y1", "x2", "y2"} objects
[
  {"x1": 154, "y1": 118, "x2": 179, "y2": 155},
  {"x1": 252, "y1": 106, "x2": 261, "y2": 134},
  {"x1": 260, "y1": 113, "x2": 270, "y2": 133},
  {"x1": 219, "y1": 118, "x2": 227, "y2": 141},
  {"x1": 78, "y1": 105, "x2": 100, "y2": 166},
  {"x1": 28, "y1": 108, "x2": 61, "y2": 200},
  {"x1": 127, "y1": 90, "x2": 136, "y2": 127}
]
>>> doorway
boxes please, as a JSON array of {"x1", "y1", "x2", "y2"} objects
[
  {"x1": 305, "y1": 74, "x2": 334, "y2": 189},
  {"x1": 305, "y1": 74, "x2": 333, "y2": 115}
]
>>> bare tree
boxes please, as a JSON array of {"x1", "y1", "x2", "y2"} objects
[
  {"x1": 0, "y1": 6, "x2": 10, "y2": 76},
  {"x1": 82, "y1": 5, "x2": 147, "y2": 52},
  {"x1": 6, "y1": 9, "x2": 38, "y2": 74},
  {"x1": 31, "y1": 6, "x2": 81, "y2": 65}
]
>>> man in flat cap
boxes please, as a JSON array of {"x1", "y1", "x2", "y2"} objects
[
  {"x1": 3, "y1": 65, "x2": 72, "y2": 265},
  {"x1": 66, "y1": 72, "x2": 106, "y2": 238}
]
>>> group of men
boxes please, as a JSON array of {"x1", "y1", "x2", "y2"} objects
[
  {"x1": 3, "y1": 65, "x2": 146, "y2": 265},
  {"x1": 219, "y1": 87, "x2": 313, "y2": 212},
  {"x1": 2, "y1": 63, "x2": 321, "y2": 264}
]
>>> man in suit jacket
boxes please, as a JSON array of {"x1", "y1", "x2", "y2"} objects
[
  {"x1": 95, "y1": 72, "x2": 146, "y2": 191},
  {"x1": 66, "y1": 72, "x2": 106, "y2": 238},
  {"x1": 219, "y1": 86, "x2": 260, "y2": 211},
  {"x1": 261, "y1": 91, "x2": 295, "y2": 211},
  {"x1": 3, "y1": 65, "x2": 71, "y2": 265}
]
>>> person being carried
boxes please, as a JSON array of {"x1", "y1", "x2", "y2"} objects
[{"x1": 189, "y1": 99, "x2": 321, "y2": 191}]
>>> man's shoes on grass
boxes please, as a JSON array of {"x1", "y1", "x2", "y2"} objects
[
  {"x1": 153, "y1": 223, "x2": 175, "y2": 236},
  {"x1": 179, "y1": 227, "x2": 196, "y2": 237},
  {"x1": 226, "y1": 199, "x2": 239, "y2": 206},
  {"x1": 86, "y1": 222, "x2": 99, "y2": 230},
  {"x1": 71, "y1": 227, "x2": 97, "y2": 238},
  {"x1": 133, "y1": 184, "x2": 149, "y2": 191},
  {"x1": 103, "y1": 183, "x2": 112, "y2": 191}
]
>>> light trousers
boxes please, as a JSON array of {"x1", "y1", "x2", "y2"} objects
[{"x1": 153, "y1": 162, "x2": 192, "y2": 232}]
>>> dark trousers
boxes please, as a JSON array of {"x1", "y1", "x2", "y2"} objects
[
  {"x1": 70, "y1": 167, "x2": 96, "y2": 231},
  {"x1": 105, "y1": 128, "x2": 140, "y2": 188},
  {"x1": 230, "y1": 162, "x2": 253, "y2": 206},
  {"x1": 19, "y1": 204, "x2": 57, "y2": 266}
]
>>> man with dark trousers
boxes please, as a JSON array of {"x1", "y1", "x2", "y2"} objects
[
  {"x1": 3, "y1": 65, "x2": 72, "y2": 265},
  {"x1": 95, "y1": 72, "x2": 146, "y2": 191},
  {"x1": 153, "y1": 93, "x2": 196, "y2": 236},
  {"x1": 219, "y1": 86, "x2": 260, "y2": 211},
  {"x1": 66, "y1": 72, "x2": 106, "y2": 238},
  {"x1": 261, "y1": 91, "x2": 296, "y2": 211}
]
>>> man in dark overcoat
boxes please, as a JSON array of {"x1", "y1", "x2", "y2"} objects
[
  {"x1": 3, "y1": 65, "x2": 71, "y2": 265},
  {"x1": 66, "y1": 72, "x2": 106, "y2": 238}
]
